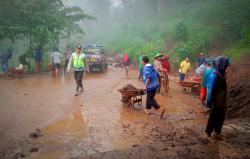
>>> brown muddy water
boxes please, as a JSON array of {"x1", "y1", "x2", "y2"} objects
[{"x1": 0, "y1": 68, "x2": 249, "y2": 159}]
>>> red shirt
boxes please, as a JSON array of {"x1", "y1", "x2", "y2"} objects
[{"x1": 160, "y1": 59, "x2": 170, "y2": 74}]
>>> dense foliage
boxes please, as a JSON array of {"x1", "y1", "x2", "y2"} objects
[
  {"x1": 0, "y1": 0, "x2": 95, "y2": 47},
  {"x1": 94, "y1": 0, "x2": 250, "y2": 65},
  {"x1": 0, "y1": 0, "x2": 95, "y2": 71},
  {"x1": 1, "y1": 0, "x2": 249, "y2": 71}
]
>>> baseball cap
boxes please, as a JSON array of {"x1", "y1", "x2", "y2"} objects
[{"x1": 76, "y1": 45, "x2": 82, "y2": 49}]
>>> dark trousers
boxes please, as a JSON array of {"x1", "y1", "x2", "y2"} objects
[
  {"x1": 179, "y1": 73, "x2": 185, "y2": 81},
  {"x1": 206, "y1": 107, "x2": 225, "y2": 136},
  {"x1": 146, "y1": 89, "x2": 160, "y2": 109},
  {"x1": 74, "y1": 71, "x2": 83, "y2": 90},
  {"x1": 138, "y1": 68, "x2": 143, "y2": 81}
]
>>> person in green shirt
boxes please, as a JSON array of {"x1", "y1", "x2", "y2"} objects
[
  {"x1": 67, "y1": 45, "x2": 86, "y2": 96},
  {"x1": 138, "y1": 53, "x2": 144, "y2": 81}
]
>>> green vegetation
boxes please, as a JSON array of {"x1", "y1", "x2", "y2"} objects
[
  {"x1": 0, "y1": 0, "x2": 249, "y2": 71},
  {"x1": 0, "y1": 0, "x2": 95, "y2": 71},
  {"x1": 100, "y1": 0, "x2": 250, "y2": 66}
]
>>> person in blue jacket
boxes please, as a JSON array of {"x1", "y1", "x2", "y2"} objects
[
  {"x1": 142, "y1": 56, "x2": 161, "y2": 114},
  {"x1": 205, "y1": 56, "x2": 230, "y2": 138},
  {"x1": 0, "y1": 49, "x2": 12, "y2": 79}
]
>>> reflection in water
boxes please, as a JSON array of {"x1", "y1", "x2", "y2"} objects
[
  {"x1": 43, "y1": 110, "x2": 86, "y2": 139},
  {"x1": 32, "y1": 108, "x2": 86, "y2": 159}
]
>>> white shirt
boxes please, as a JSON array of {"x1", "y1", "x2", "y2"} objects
[{"x1": 51, "y1": 51, "x2": 62, "y2": 64}]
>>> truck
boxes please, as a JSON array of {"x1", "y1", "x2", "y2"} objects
[{"x1": 83, "y1": 45, "x2": 108, "y2": 72}]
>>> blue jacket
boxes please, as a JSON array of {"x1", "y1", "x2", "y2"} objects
[
  {"x1": 143, "y1": 64, "x2": 160, "y2": 91},
  {"x1": 206, "y1": 72, "x2": 217, "y2": 107},
  {"x1": 203, "y1": 67, "x2": 214, "y2": 88},
  {"x1": 206, "y1": 70, "x2": 227, "y2": 109}
]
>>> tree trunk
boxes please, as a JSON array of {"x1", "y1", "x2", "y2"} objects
[{"x1": 29, "y1": 32, "x2": 32, "y2": 49}]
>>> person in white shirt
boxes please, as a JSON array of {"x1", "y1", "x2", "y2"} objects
[{"x1": 51, "y1": 48, "x2": 62, "y2": 78}]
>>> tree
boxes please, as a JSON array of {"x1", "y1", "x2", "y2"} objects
[{"x1": 0, "y1": 0, "x2": 96, "y2": 48}]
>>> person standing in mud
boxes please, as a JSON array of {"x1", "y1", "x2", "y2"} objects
[
  {"x1": 179, "y1": 57, "x2": 191, "y2": 81},
  {"x1": 154, "y1": 53, "x2": 164, "y2": 93},
  {"x1": 64, "y1": 46, "x2": 72, "y2": 75},
  {"x1": 123, "y1": 52, "x2": 131, "y2": 76},
  {"x1": 34, "y1": 46, "x2": 43, "y2": 74},
  {"x1": 138, "y1": 53, "x2": 144, "y2": 81},
  {"x1": 0, "y1": 49, "x2": 12, "y2": 79},
  {"x1": 142, "y1": 56, "x2": 161, "y2": 114},
  {"x1": 51, "y1": 48, "x2": 62, "y2": 78},
  {"x1": 205, "y1": 56, "x2": 230, "y2": 138},
  {"x1": 197, "y1": 59, "x2": 214, "y2": 106},
  {"x1": 67, "y1": 45, "x2": 86, "y2": 96},
  {"x1": 160, "y1": 54, "x2": 171, "y2": 93}
]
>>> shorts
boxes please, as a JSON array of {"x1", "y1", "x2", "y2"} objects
[
  {"x1": 1, "y1": 63, "x2": 9, "y2": 73},
  {"x1": 53, "y1": 63, "x2": 61, "y2": 69}
]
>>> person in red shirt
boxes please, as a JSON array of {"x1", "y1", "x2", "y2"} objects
[
  {"x1": 159, "y1": 54, "x2": 170, "y2": 93},
  {"x1": 160, "y1": 54, "x2": 170, "y2": 74}
]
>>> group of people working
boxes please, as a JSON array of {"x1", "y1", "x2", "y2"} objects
[
  {"x1": 135, "y1": 53, "x2": 171, "y2": 114},
  {"x1": 195, "y1": 53, "x2": 230, "y2": 138},
  {"x1": 1, "y1": 46, "x2": 231, "y2": 138},
  {"x1": 139, "y1": 52, "x2": 230, "y2": 138}
]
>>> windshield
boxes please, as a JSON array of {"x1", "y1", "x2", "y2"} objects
[{"x1": 84, "y1": 48, "x2": 103, "y2": 54}]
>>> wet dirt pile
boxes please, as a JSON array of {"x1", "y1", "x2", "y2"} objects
[
  {"x1": 227, "y1": 55, "x2": 250, "y2": 118},
  {"x1": 121, "y1": 84, "x2": 137, "y2": 90}
]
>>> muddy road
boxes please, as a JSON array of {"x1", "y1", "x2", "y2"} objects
[{"x1": 0, "y1": 68, "x2": 249, "y2": 159}]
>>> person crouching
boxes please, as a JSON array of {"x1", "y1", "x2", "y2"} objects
[{"x1": 142, "y1": 56, "x2": 161, "y2": 114}]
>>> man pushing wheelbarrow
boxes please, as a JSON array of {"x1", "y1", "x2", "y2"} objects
[{"x1": 119, "y1": 56, "x2": 165, "y2": 118}]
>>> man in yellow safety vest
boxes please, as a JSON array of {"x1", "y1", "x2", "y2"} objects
[{"x1": 67, "y1": 45, "x2": 86, "y2": 96}]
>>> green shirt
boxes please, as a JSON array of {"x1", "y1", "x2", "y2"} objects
[{"x1": 138, "y1": 55, "x2": 143, "y2": 70}]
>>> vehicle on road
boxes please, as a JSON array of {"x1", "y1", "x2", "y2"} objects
[{"x1": 83, "y1": 45, "x2": 108, "y2": 72}]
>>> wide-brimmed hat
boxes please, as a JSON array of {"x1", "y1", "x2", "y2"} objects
[{"x1": 154, "y1": 53, "x2": 163, "y2": 59}]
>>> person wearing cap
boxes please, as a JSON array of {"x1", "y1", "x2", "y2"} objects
[
  {"x1": 154, "y1": 53, "x2": 164, "y2": 93},
  {"x1": 179, "y1": 57, "x2": 191, "y2": 81},
  {"x1": 67, "y1": 45, "x2": 86, "y2": 96}
]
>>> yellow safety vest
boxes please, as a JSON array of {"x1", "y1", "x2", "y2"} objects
[{"x1": 72, "y1": 52, "x2": 85, "y2": 69}]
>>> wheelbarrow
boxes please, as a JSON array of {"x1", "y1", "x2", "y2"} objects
[
  {"x1": 118, "y1": 89, "x2": 145, "y2": 107},
  {"x1": 180, "y1": 80, "x2": 201, "y2": 95},
  {"x1": 10, "y1": 67, "x2": 24, "y2": 78}
]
